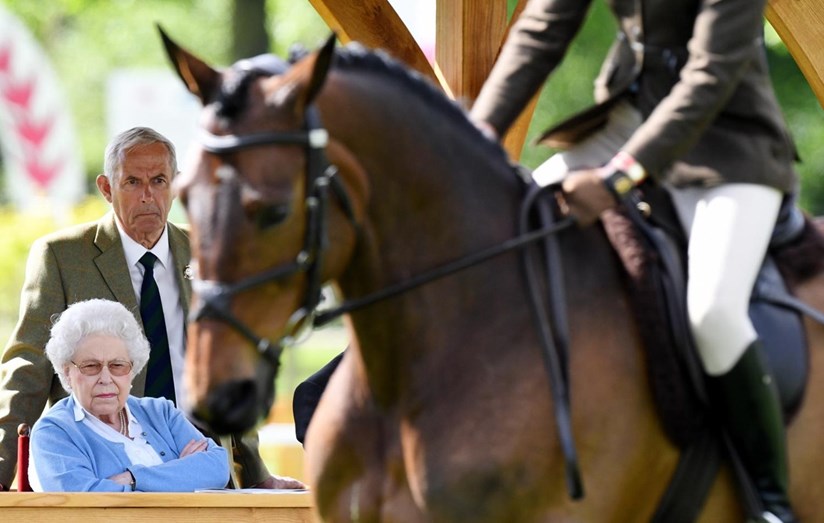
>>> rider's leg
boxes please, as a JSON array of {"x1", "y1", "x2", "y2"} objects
[{"x1": 669, "y1": 183, "x2": 797, "y2": 522}]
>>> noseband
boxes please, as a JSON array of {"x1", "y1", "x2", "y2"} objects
[
  {"x1": 189, "y1": 104, "x2": 576, "y2": 371},
  {"x1": 189, "y1": 106, "x2": 335, "y2": 368},
  {"x1": 188, "y1": 99, "x2": 584, "y2": 498}
]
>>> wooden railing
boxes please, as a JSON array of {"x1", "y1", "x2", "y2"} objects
[{"x1": 0, "y1": 491, "x2": 316, "y2": 522}]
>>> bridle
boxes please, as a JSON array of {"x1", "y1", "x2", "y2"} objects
[
  {"x1": 189, "y1": 106, "x2": 335, "y2": 368},
  {"x1": 189, "y1": 100, "x2": 584, "y2": 499},
  {"x1": 188, "y1": 103, "x2": 576, "y2": 373}
]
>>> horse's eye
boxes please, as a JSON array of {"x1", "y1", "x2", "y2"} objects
[{"x1": 254, "y1": 203, "x2": 290, "y2": 230}]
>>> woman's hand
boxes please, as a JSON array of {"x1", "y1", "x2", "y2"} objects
[
  {"x1": 180, "y1": 438, "x2": 209, "y2": 458},
  {"x1": 108, "y1": 471, "x2": 133, "y2": 485}
]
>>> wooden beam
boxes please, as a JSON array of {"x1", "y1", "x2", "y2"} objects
[
  {"x1": 766, "y1": 0, "x2": 824, "y2": 108},
  {"x1": 434, "y1": 0, "x2": 507, "y2": 102},
  {"x1": 435, "y1": 0, "x2": 535, "y2": 160},
  {"x1": 307, "y1": 0, "x2": 437, "y2": 85},
  {"x1": 307, "y1": 0, "x2": 535, "y2": 159},
  {"x1": 497, "y1": 0, "x2": 533, "y2": 161}
]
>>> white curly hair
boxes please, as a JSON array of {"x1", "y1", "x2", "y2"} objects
[{"x1": 45, "y1": 299, "x2": 151, "y2": 392}]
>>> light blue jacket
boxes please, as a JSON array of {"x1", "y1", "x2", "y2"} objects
[{"x1": 30, "y1": 395, "x2": 230, "y2": 492}]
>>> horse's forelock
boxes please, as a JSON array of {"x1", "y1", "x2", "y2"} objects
[
  {"x1": 215, "y1": 55, "x2": 290, "y2": 120},
  {"x1": 214, "y1": 69, "x2": 261, "y2": 119}
]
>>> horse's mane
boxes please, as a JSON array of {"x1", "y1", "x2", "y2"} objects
[
  {"x1": 214, "y1": 42, "x2": 511, "y2": 165},
  {"x1": 332, "y1": 43, "x2": 510, "y2": 163}
]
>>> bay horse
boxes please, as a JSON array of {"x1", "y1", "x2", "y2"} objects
[{"x1": 161, "y1": 31, "x2": 824, "y2": 522}]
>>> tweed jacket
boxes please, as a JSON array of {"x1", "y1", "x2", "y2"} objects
[
  {"x1": 30, "y1": 395, "x2": 229, "y2": 492},
  {"x1": 471, "y1": 0, "x2": 797, "y2": 192},
  {"x1": 0, "y1": 212, "x2": 268, "y2": 488}
]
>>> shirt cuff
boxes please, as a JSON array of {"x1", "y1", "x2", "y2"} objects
[{"x1": 607, "y1": 151, "x2": 647, "y2": 183}]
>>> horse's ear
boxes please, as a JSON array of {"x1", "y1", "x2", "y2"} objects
[
  {"x1": 301, "y1": 33, "x2": 337, "y2": 107},
  {"x1": 157, "y1": 24, "x2": 221, "y2": 105}
]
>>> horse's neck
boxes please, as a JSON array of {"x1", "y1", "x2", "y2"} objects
[
  {"x1": 317, "y1": 70, "x2": 635, "y2": 406},
  {"x1": 320, "y1": 73, "x2": 522, "y2": 288},
  {"x1": 318, "y1": 78, "x2": 537, "y2": 399}
]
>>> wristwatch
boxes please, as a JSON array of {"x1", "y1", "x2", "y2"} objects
[
  {"x1": 604, "y1": 169, "x2": 636, "y2": 198},
  {"x1": 604, "y1": 151, "x2": 647, "y2": 199},
  {"x1": 128, "y1": 470, "x2": 136, "y2": 491}
]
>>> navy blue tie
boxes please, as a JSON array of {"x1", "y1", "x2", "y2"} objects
[{"x1": 139, "y1": 252, "x2": 176, "y2": 404}]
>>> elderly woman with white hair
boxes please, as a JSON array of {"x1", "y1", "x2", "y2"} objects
[{"x1": 29, "y1": 299, "x2": 229, "y2": 492}]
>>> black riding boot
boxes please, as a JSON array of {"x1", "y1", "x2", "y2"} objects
[{"x1": 707, "y1": 340, "x2": 798, "y2": 523}]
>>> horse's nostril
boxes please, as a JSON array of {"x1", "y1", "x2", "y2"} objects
[{"x1": 202, "y1": 379, "x2": 265, "y2": 434}]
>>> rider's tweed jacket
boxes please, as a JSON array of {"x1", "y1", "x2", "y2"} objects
[{"x1": 471, "y1": 0, "x2": 797, "y2": 193}]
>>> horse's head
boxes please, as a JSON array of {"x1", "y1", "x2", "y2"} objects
[{"x1": 160, "y1": 28, "x2": 361, "y2": 434}]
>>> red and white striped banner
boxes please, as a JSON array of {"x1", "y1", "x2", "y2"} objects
[{"x1": 0, "y1": 5, "x2": 84, "y2": 213}]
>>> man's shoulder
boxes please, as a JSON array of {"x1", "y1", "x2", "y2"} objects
[{"x1": 35, "y1": 219, "x2": 104, "y2": 248}]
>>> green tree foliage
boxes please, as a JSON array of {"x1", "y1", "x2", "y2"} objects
[
  {"x1": 763, "y1": 26, "x2": 824, "y2": 214},
  {"x1": 1, "y1": 0, "x2": 327, "y2": 185},
  {"x1": 0, "y1": 0, "x2": 326, "y2": 351}
]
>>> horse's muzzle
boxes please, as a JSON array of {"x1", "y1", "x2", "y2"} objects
[{"x1": 191, "y1": 378, "x2": 269, "y2": 435}]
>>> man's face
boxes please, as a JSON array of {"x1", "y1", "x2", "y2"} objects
[{"x1": 97, "y1": 142, "x2": 175, "y2": 248}]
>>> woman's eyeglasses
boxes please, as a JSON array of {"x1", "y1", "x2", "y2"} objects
[{"x1": 71, "y1": 360, "x2": 134, "y2": 376}]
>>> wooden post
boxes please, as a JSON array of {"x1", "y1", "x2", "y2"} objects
[
  {"x1": 766, "y1": 0, "x2": 824, "y2": 108},
  {"x1": 307, "y1": 0, "x2": 437, "y2": 85},
  {"x1": 434, "y1": 0, "x2": 507, "y2": 102}
]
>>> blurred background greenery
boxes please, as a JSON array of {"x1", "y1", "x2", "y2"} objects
[
  {"x1": 0, "y1": 0, "x2": 340, "y2": 412},
  {"x1": 0, "y1": 0, "x2": 822, "y2": 477}
]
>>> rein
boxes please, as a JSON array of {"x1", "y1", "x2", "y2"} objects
[
  {"x1": 312, "y1": 216, "x2": 575, "y2": 326},
  {"x1": 192, "y1": 106, "x2": 577, "y2": 362},
  {"x1": 191, "y1": 109, "x2": 582, "y2": 498},
  {"x1": 189, "y1": 107, "x2": 332, "y2": 367}
]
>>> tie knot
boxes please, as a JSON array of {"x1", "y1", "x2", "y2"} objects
[{"x1": 139, "y1": 252, "x2": 158, "y2": 271}]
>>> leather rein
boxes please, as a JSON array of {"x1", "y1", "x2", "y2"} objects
[
  {"x1": 190, "y1": 107, "x2": 583, "y2": 498},
  {"x1": 190, "y1": 105, "x2": 577, "y2": 362},
  {"x1": 189, "y1": 107, "x2": 332, "y2": 367}
]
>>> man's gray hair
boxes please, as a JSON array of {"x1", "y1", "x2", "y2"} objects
[
  {"x1": 103, "y1": 127, "x2": 178, "y2": 182},
  {"x1": 45, "y1": 299, "x2": 151, "y2": 392}
]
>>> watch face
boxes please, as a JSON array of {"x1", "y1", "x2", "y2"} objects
[{"x1": 612, "y1": 173, "x2": 634, "y2": 195}]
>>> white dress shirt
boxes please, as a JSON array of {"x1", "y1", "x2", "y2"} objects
[
  {"x1": 116, "y1": 220, "x2": 188, "y2": 409},
  {"x1": 72, "y1": 396, "x2": 164, "y2": 466}
]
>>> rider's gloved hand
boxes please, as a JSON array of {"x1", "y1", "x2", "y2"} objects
[{"x1": 560, "y1": 152, "x2": 647, "y2": 227}]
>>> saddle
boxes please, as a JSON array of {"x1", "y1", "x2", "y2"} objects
[
  {"x1": 524, "y1": 178, "x2": 824, "y2": 521},
  {"x1": 602, "y1": 186, "x2": 821, "y2": 444},
  {"x1": 598, "y1": 185, "x2": 824, "y2": 521}
]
